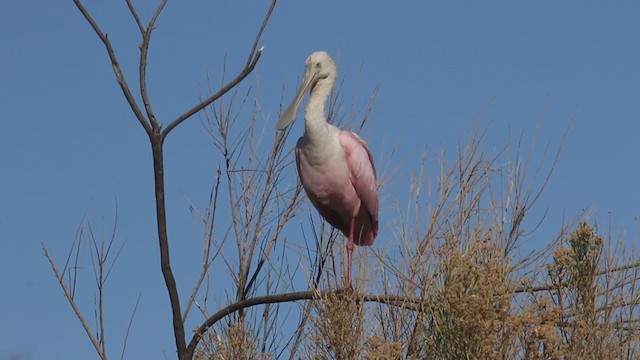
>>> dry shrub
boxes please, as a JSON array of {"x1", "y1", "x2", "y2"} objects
[
  {"x1": 422, "y1": 236, "x2": 513, "y2": 360},
  {"x1": 533, "y1": 222, "x2": 637, "y2": 359},
  {"x1": 549, "y1": 222, "x2": 603, "y2": 357},
  {"x1": 364, "y1": 128, "x2": 640, "y2": 360},
  {"x1": 393, "y1": 221, "x2": 639, "y2": 360},
  {"x1": 513, "y1": 296, "x2": 566, "y2": 360},
  {"x1": 363, "y1": 335, "x2": 404, "y2": 360},
  {"x1": 505, "y1": 222, "x2": 640, "y2": 360},
  {"x1": 309, "y1": 291, "x2": 366, "y2": 359},
  {"x1": 194, "y1": 322, "x2": 268, "y2": 360}
]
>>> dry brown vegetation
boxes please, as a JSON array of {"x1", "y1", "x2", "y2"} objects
[{"x1": 44, "y1": 1, "x2": 640, "y2": 359}]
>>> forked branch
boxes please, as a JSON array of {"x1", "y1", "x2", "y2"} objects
[
  {"x1": 135, "y1": 0, "x2": 167, "y2": 128},
  {"x1": 71, "y1": 0, "x2": 152, "y2": 136},
  {"x1": 42, "y1": 242, "x2": 107, "y2": 360}
]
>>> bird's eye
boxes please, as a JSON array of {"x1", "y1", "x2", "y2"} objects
[{"x1": 315, "y1": 62, "x2": 321, "y2": 68}]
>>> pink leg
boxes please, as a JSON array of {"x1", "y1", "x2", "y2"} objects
[{"x1": 347, "y1": 217, "x2": 355, "y2": 285}]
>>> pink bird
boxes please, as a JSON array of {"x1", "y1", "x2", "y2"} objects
[{"x1": 276, "y1": 51, "x2": 379, "y2": 284}]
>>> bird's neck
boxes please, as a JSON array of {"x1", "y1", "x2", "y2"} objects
[{"x1": 304, "y1": 79, "x2": 334, "y2": 139}]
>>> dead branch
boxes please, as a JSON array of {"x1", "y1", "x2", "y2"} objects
[
  {"x1": 120, "y1": 293, "x2": 142, "y2": 360},
  {"x1": 71, "y1": 0, "x2": 152, "y2": 136},
  {"x1": 42, "y1": 242, "x2": 107, "y2": 360},
  {"x1": 183, "y1": 166, "x2": 224, "y2": 322},
  {"x1": 136, "y1": 0, "x2": 167, "y2": 128}
]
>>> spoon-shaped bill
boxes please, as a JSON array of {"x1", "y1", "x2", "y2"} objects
[{"x1": 275, "y1": 69, "x2": 317, "y2": 130}]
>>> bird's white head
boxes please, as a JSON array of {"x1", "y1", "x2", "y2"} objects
[
  {"x1": 305, "y1": 51, "x2": 337, "y2": 88},
  {"x1": 276, "y1": 51, "x2": 337, "y2": 130}
]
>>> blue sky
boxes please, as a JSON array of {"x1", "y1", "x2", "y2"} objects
[{"x1": 2, "y1": 1, "x2": 639, "y2": 359}]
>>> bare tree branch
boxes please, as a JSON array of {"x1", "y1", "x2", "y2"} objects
[
  {"x1": 246, "y1": 0, "x2": 276, "y2": 68},
  {"x1": 138, "y1": 0, "x2": 167, "y2": 128},
  {"x1": 149, "y1": 136, "x2": 187, "y2": 357},
  {"x1": 71, "y1": 0, "x2": 152, "y2": 136},
  {"x1": 161, "y1": 0, "x2": 277, "y2": 138},
  {"x1": 121, "y1": 293, "x2": 142, "y2": 360},
  {"x1": 182, "y1": 166, "x2": 223, "y2": 322},
  {"x1": 124, "y1": 0, "x2": 144, "y2": 35},
  {"x1": 513, "y1": 260, "x2": 640, "y2": 294}
]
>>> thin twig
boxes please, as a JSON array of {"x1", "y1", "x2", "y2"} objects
[
  {"x1": 246, "y1": 0, "x2": 276, "y2": 68},
  {"x1": 183, "y1": 166, "x2": 223, "y2": 322},
  {"x1": 121, "y1": 293, "x2": 142, "y2": 360},
  {"x1": 42, "y1": 242, "x2": 107, "y2": 360},
  {"x1": 124, "y1": 0, "x2": 144, "y2": 34}
]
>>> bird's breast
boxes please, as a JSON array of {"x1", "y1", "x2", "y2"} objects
[{"x1": 296, "y1": 139, "x2": 360, "y2": 218}]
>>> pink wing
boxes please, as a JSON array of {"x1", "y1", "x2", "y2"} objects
[{"x1": 339, "y1": 131, "x2": 379, "y2": 246}]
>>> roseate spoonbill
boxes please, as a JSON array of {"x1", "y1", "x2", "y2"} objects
[{"x1": 276, "y1": 51, "x2": 379, "y2": 283}]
